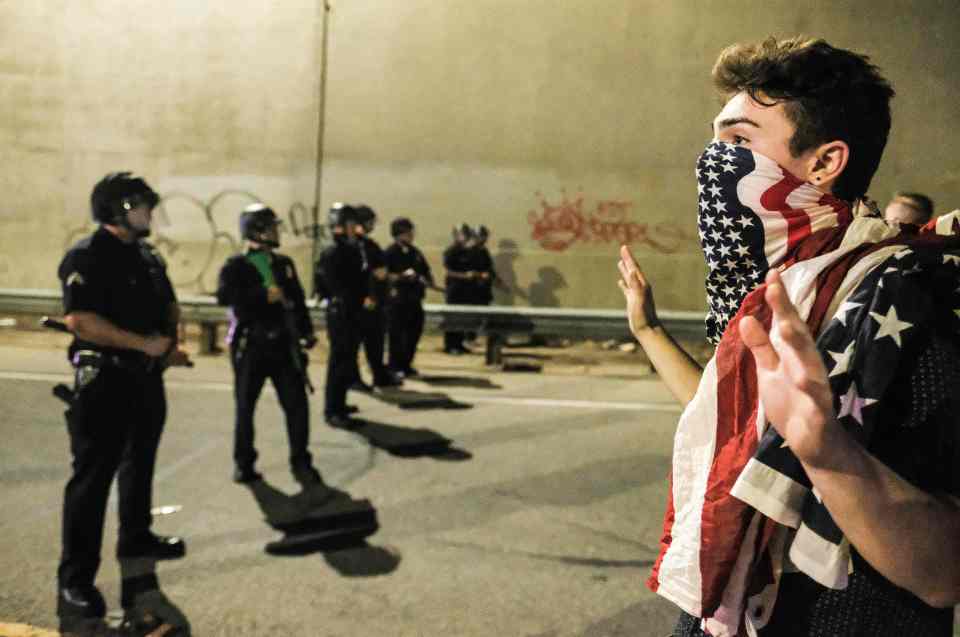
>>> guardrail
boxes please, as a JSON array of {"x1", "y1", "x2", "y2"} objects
[{"x1": 0, "y1": 288, "x2": 706, "y2": 364}]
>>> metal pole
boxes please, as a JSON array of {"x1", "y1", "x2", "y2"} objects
[{"x1": 311, "y1": 0, "x2": 332, "y2": 296}]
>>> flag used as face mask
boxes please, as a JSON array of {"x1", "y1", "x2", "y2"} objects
[{"x1": 696, "y1": 141, "x2": 851, "y2": 343}]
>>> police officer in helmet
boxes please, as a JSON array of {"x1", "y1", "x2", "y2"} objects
[
  {"x1": 216, "y1": 203, "x2": 322, "y2": 487},
  {"x1": 354, "y1": 204, "x2": 401, "y2": 388},
  {"x1": 385, "y1": 216, "x2": 434, "y2": 377},
  {"x1": 56, "y1": 171, "x2": 190, "y2": 632},
  {"x1": 316, "y1": 203, "x2": 367, "y2": 428}
]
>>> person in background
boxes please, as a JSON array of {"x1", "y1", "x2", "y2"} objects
[
  {"x1": 354, "y1": 204, "x2": 401, "y2": 388},
  {"x1": 384, "y1": 216, "x2": 434, "y2": 377},
  {"x1": 315, "y1": 203, "x2": 367, "y2": 428},
  {"x1": 216, "y1": 203, "x2": 322, "y2": 487},
  {"x1": 883, "y1": 191, "x2": 934, "y2": 226},
  {"x1": 442, "y1": 223, "x2": 477, "y2": 354}
]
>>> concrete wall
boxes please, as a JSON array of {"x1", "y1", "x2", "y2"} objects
[{"x1": 2, "y1": 1, "x2": 959, "y2": 310}]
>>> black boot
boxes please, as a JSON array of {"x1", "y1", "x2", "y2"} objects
[
  {"x1": 117, "y1": 533, "x2": 186, "y2": 561},
  {"x1": 58, "y1": 584, "x2": 107, "y2": 630}
]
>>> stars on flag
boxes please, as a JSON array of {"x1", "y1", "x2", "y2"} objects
[
  {"x1": 869, "y1": 305, "x2": 913, "y2": 348},
  {"x1": 827, "y1": 341, "x2": 855, "y2": 378},
  {"x1": 837, "y1": 382, "x2": 877, "y2": 426}
]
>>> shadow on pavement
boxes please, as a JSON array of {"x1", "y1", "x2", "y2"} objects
[
  {"x1": 244, "y1": 480, "x2": 395, "y2": 576},
  {"x1": 343, "y1": 419, "x2": 473, "y2": 460},
  {"x1": 413, "y1": 374, "x2": 503, "y2": 390},
  {"x1": 368, "y1": 386, "x2": 473, "y2": 410},
  {"x1": 118, "y1": 557, "x2": 192, "y2": 636}
]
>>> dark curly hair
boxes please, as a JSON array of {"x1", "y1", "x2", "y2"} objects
[{"x1": 713, "y1": 36, "x2": 895, "y2": 202}]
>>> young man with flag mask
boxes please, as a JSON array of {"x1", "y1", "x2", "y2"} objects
[{"x1": 618, "y1": 36, "x2": 960, "y2": 636}]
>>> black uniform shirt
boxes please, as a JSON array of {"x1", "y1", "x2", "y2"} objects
[
  {"x1": 216, "y1": 250, "x2": 313, "y2": 338},
  {"x1": 467, "y1": 245, "x2": 497, "y2": 303},
  {"x1": 384, "y1": 242, "x2": 433, "y2": 302},
  {"x1": 360, "y1": 236, "x2": 387, "y2": 303},
  {"x1": 316, "y1": 236, "x2": 367, "y2": 312},
  {"x1": 58, "y1": 227, "x2": 176, "y2": 358},
  {"x1": 443, "y1": 243, "x2": 474, "y2": 303}
]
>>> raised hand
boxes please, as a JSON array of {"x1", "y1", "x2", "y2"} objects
[
  {"x1": 617, "y1": 245, "x2": 660, "y2": 337},
  {"x1": 738, "y1": 269, "x2": 838, "y2": 467}
]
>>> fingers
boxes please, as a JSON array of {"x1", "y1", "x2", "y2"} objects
[
  {"x1": 619, "y1": 245, "x2": 648, "y2": 284},
  {"x1": 739, "y1": 315, "x2": 780, "y2": 371},
  {"x1": 764, "y1": 270, "x2": 823, "y2": 374},
  {"x1": 617, "y1": 245, "x2": 649, "y2": 294}
]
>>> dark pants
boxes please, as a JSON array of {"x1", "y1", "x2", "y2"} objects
[
  {"x1": 58, "y1": 366, "x2": 166, "y2": 589},
  {"x1": 325, "y1": 304, "x2": 361, "y2": 417},
  {"x1": 231, "y1": 331, "x2": 311, "y2": 470},
  {"x1": 388, "y1": 300, "x2": 424, "y2": 372},
  {"x1": 359, "y1": 306, "x2": 390, "y2": 383},
  {"x1": 444, "y1": 283, "x2": 472, "y2": 351}
]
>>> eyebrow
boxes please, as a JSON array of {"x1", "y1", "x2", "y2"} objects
[{"x1": 715, "y1": 117, "x2": 761, "y2": 131}]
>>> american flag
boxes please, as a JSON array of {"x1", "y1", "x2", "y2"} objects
[
  {"x1": 653, "y1": 155, "x2": 960, "y2": 633},
  {"x1": 696, "y1": 141, "x2": 851, "y2": 344}
]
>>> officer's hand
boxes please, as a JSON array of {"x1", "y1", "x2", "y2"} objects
[
  {"x1": 142, "y1": 335, "x2": 174, "y2": 358},
  {"x1": 267, "y1": 286, "x2": 285, "y2": 304},
  {"x1": 302, "y1": 335, "x2": 317, "y2": 350},
  {"x1": 363, "y1": 296, "x2": 377, "y2": 310},
  {"x1": 166, "y1": 348, "x2": 194, "y2": 367}
]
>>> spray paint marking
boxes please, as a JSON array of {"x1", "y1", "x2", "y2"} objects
[{"x1": 528, "y1": 189, "x2": 692, "y2": 253}]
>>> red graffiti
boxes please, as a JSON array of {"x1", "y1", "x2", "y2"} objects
[{"x1": 528, "y1": 190, "x2": 690, "y2": 253}]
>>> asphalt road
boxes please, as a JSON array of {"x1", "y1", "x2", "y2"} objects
[{"x1": 0, "y1": 339, "x2": 685, "y2": 636}]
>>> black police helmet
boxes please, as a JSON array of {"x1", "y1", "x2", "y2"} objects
[
  {"x1": 239, "y1": 203, "x2": 281, "y2": 247},
  {"x1": 391, "y1": 217, "x2": 414, "y2": 237},
  {"x1": 328, "y1": 202, "x2": 359, "y2": 227},
  {"x1": 477, "y1": 225, "x2": 490, "y2": 241},
  {"x1": 355, "y1": 204, "x2": 377, "y2": 232},
  {"x1": 90, "y1": 172, "x2": 160, "y2": 224}
]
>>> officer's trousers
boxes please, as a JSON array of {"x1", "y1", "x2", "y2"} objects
[
  {"x1": 325, "y1": 304, "x2": 361, "y2": 416},
  {"x1": 388, "y1": 300, "x2": 424, "y2": 372},
  {"x1": 359, "y1": 306, "x2": 390, "y2": 383},
  {"x1": 230, "y1": 332, "x2": 311, "y2": 470},
  {"x1": 58, "y1": 366, "x2": 166, "y2": 589}
]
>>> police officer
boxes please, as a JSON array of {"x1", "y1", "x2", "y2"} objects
[
  {"x1": 354, "y1": 204, "x2": 400, "y2": 388},
  {"x1": 56, "y1": 172, "x2": 189, "y2": 631},
  {"x1": 216, "y1": 203, "x2": 322, "y2": 486},
  {"x1": 384, "y1": 217, "x2": 434, "y2": 377},
  {"x1": 316, "y1": 203, "x2": 367, "y2": 428},
  {"x1": 469, "y1": 225, "x2": 499, "y2": 307},
  {"x1": 443, "y1": 223, "x2": 476, "y2": 354}
]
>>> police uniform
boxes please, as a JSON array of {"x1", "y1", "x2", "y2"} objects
[
  {"x1": 443, "y1": 229, "x2": 474, "y2": 353},
  {"x1": 216, "y1": 205, "x2": 319, "y2": 485},
  {"x1": 316, "y1": 205, "x2": 367, "y2": 425},
  {"x1": 357, "y1": 234, "x2": 394, "y2": 386},
  {"x1": 467, "y1": 234, "x2": 497, "y2": 306},
  {"x1": 384, "y1": 219, "x2": 433, "y2": 375},
  {"x1": 56, "y1": 173, "x2": 184, "y2": 626}
]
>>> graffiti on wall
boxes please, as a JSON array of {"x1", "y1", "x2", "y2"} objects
[
  {"x1": 64, "y1": 190, "x2": 326, "y2": 293},
  {"x1": 528, "y1": 189, "x2": 691, "y2": 253}
]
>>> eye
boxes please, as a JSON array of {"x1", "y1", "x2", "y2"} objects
[{"x1": 731, "y1": 135, "x2": 749, "y2": 145}]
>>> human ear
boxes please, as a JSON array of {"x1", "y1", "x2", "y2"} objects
[{"x1": 808, "y1": 141, "x2": 849, "y2": 191}]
